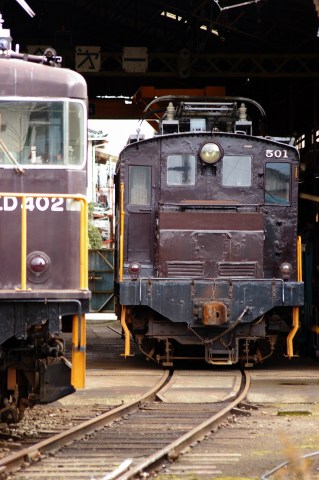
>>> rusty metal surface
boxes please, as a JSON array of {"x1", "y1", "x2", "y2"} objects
[{"x1": 158, "y1": 211, "x2": 264, "y2": 279}]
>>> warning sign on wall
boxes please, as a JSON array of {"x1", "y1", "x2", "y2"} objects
[{"x1": 75, "y1": 46, "x2": 101, "y2": 72}]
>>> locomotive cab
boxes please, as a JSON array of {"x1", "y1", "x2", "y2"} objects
[{"x1": 115, "y1": 95, "x2": 303, "y2": 367}]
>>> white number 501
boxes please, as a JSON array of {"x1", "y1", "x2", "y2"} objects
[{"x1": 266, "y1": 149, "x2": 288, "y2": 158}]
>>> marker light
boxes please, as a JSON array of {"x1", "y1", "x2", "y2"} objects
[
  {"x1": 128, "y1": 262, "x2": 141, "y2": 280},
  {"x1": 280, "y1": 262, "x2": 292, "y2": 281},
  {"x1": 30, "y1": 256, "x2": 46, "y2": 273},
  {"x1": 199, "y1": 142, "x2": 222, "y2": 164},
  {"x1": 27, "y1": 251, "x2": 51, "y2": 283}
]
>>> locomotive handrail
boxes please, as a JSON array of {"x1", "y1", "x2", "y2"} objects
[
  {"x1": 159, "y1": 201, "x2": 260, "y2": 211},
  {"x1": 286, "y1": 235, "x2": 302, "y2": 359},
  {"x1": 159, "y1": 201, "x2": 259, "y2": 206},
  {"x1": 119, "y1": 182, "x2": 132, "y2": 358},
  {"x1": 0, "y1": 192, "x2": 88, "y2": 291},
  {"x1": 119, "y1": 183, "x2": 125, "y2": 282}
]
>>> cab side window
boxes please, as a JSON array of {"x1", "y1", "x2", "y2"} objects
[{"x1": 264, "y1": 162, "x2": 290, "y2": 205}]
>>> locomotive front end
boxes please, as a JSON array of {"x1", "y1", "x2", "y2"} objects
[
  {"x1": 116, "y1": 96, "x2": 304, "y2": 367},
  {"x1": 0, "y1": 17, "x2": 90, "y2": 422}
]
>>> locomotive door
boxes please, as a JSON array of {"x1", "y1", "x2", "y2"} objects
[{"x1": 126, "y1": 165, "x2": 153, "y2": 263}]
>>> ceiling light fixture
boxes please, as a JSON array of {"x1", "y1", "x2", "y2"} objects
[
  {"x1": 160, "y1": 11, "x2": 183, "y2": 22},
  {"x1": 200, "y1": 25, "x2": 219, "y2": 36}
]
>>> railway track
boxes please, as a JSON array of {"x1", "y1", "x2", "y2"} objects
[
  {"x1": 3, "y1": 323, "x2": 319, "y2": 479},
  {"x1": 0, "y1": 369, "x2": 249, "y2": 480}
]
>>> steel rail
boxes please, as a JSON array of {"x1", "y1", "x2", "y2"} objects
[
  {"x1": 117, "y1": 370, "x2": 251, "y2": 480},
  {"x1": 0, "y1": 370, "x2": 170, "y2": 478},
  {"x1": 261, "y1": 450, "x2": 319, "y2": 480}
]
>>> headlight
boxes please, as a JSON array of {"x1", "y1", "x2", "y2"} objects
[
  {"x1": 199, "y1": 142, "x2": 222, "y2": 164},
  {"x1": 280, "y1": 262, "x2": 292, "y2": 281}
]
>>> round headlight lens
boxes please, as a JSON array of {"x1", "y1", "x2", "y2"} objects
[{"x1": 200, "y1": 142, "x2": 222, "y2": 164}]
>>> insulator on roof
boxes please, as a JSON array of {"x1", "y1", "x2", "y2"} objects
[
  {"x1": 166, "y1": 102, "x2": 175, "y2": 121},
  {"x1": 239, "y1": 103, "x2": 247, "y2": 121}
]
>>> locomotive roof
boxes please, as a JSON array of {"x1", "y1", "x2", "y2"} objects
[
  {"x1": 127, "y1": 128, "x2": 297, "y2": 144},
  {"x1": 0, "y1": 14, "x2": 86, "y2": 100},
  {"x1": 126, "y1": 94, "x2": 268, "y2": 141},
  {"x1": 0, "y1": 58, "x2": 87, "y2": 99},
  {"x1": 142, "y1": 95, "x2": 266, "y2": 118},
  {"x1": 123, "y1": 95, "x2": 297, "y2": 152}
]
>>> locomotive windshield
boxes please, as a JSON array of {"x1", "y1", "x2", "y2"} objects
[
  {"x1": 0, "y1": 99, "x2": 86, "y2": 167},
  {"x1": 167, "y1": 154, "x2": 196, "y2": 185}
]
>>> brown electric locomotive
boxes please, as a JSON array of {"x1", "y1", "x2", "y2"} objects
[
  {"x1": 0, "y1": 17, "x2": 90, "y2": 421},
  {"x1": 115, "y1": 95, "x2": 304, "y2": 367}
]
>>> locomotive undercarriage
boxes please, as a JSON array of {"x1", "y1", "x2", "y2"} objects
[
  {"x1": 127, "y1": 306, "x2": 293, "y2": 367},
  {"x1": 0, "y1": 299, "x2": 89, "y2": 423},
  {"x1": 120, "y1": 277, "x2": 304, "y2": 367}
]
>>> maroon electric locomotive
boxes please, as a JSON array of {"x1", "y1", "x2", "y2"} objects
[
  {"x1": 115, "y1": 95, "x2": 304, "y2": 367},
  {"x1": 0, "y1": 17, "x2": 90, "y2": 421}
]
